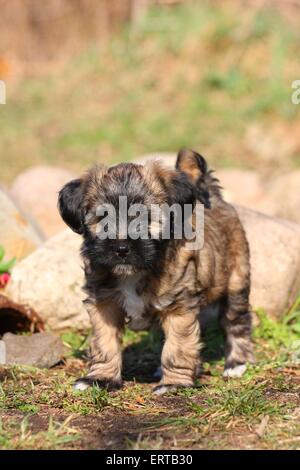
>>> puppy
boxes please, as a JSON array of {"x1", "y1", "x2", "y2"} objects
[{"x1": 58, "y1": 149, "x2": 253, "y2": 394}]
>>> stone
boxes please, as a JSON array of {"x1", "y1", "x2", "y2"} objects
[
  {"x1": 218, "y1": 169, "x2": 262, "y2": 201},
  {"x1": 245, "y1": 124, "x2": 298, "y2": 164},
  {"x1": 0, "y1": 187, "x2": 43, "y2": 261},
  {"x1": 5, "y1": 229, "x2": 88, "y2": 331},
  {"x1": 236, "y1": 205, "x2": 300, "y2": 318},
  {"x1": 217, "y1": 169, "x2": 277, "y2": 215},
  {"x1": 10, "y1": 166, "x2": 77, "y2": 238},
  {"x1": 266, "y1": 171, "x2": 300, "y2": 224},
  {"x1": 0, "y1": 332, "x2": 68, "y2": 368},
  {"x1": 133, "y1": 152, "x2": 177, "y2": 168}
]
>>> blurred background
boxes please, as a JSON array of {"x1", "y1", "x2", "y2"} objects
[{"x1": 0, "y1": 0, "x2": 299, "y2": 184}]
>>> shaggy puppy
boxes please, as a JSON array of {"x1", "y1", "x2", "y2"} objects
[{"x1": 58, "y1": 149, "x2": 253, "y2": 394}]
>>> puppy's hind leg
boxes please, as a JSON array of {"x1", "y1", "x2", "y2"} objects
[
  {"x1": 74, "y1": 301, "x2": 124, "y2": 391},
  {"x1": 220, "y1": 288, "x2": 254, "y2": 378},
  {"x1": 220, "y1": 221, "x2": 254, "y2": 378}
]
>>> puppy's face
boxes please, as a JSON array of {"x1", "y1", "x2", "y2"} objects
[{"x1": 58, "y1": 156, "x2": 209, "y2": 277}]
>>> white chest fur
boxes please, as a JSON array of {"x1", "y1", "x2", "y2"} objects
[{"x1": 117, "y1": 274, "x2": 151, "y2": 330}]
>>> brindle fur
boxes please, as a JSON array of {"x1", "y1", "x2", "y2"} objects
[{"x1": 58, "y1": 149, "x2": 253, "y2": 392}]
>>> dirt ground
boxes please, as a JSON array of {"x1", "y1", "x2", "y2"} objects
[{"x1": 1, "y1": 314, "x2": 300, "y2": 450}]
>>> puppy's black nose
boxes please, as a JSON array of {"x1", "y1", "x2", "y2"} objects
[{"x1": 116, "y1": 244, "x2": 129, "y2": 258}]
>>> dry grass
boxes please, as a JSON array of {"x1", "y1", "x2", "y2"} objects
[
  {"x1": 1, "y1": 308, "x2": 300, "y2": 450},
  {"x1": 0, "y1": 0, "x2": 132, "y2": 61}
]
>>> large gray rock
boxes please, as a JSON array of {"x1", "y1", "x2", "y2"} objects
[
  {"x1": 217, "y1": 169, "x2": 277, "y2": 216},
  {"x1": 5, "y1": 230, "x2": 88, "y2": 331},
  {"x1": 218, "y1": 169, "x2": 300, "y2": 225},
  {"x1": 134, "y1": 152, "x2": 177, "y2": 168},
  {"x1": 10, "y1": 166, "x2": 77, "y2": 238},
  {"x1": 218, "y1": 169, "x2": 262, "y2": 200},
  {"x1": 0, "y1": 332, "x2": 68, "y2": 368},
  {"x1": 266, "y1": 171, "x2": 300, "y2": 224},
  {"x1": 245, "y1": 124, "x2": 296, "y2": 164},
  {"x1": 0, "y1": 187, "x2": 43, "y2": 261},
  {"x1": 236, "y1": 206, "x2": 300, "y2": 318}
]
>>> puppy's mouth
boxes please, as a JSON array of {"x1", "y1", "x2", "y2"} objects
[{"x1": 112, "y1": 264, "x2": 138, "y2": 276}]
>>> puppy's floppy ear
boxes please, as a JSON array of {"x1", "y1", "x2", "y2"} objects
[
  {"x1": 58, "y1": 179, "x2": 84, "y2": 234},
  {"x1": 176, "y1": 148, "x2": 210, "y2": 208}
]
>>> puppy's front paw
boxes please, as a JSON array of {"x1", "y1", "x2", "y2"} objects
[
  {"x1": 223, "y1": 363, "x2": 247, "y2": 378},
  {"x1": 153, "y1": 384, "x2": 191, "y2": 395},
  {"x1": 73, "y1": 377, "x2": 122, "y2": 391}
]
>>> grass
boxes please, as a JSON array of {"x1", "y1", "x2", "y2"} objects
[
  {"x1": 0, "y1": 416, "x2": 80, "y2": 450},
  {"x1": 0, "y1": 1, "x2": 300, "y2": 183},
  {"x1": 61, "y1": 330, "x2": 90, "y2": 359},
  {"x1": 1, "y1": 301, "x2": 300, "y2": 449}
]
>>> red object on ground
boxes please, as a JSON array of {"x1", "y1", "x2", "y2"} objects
[{"x1": 0, "y1": 273, "x2": 10, "y2": 288}]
